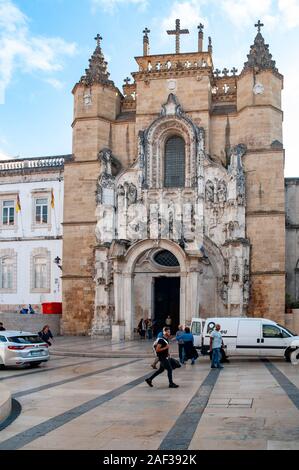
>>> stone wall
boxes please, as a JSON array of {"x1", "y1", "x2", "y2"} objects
[
  {"x1": 0, "y1": 312, "x2": 61, "y2": 335},
  {"x1": 285, "y1": 178, "x2": 299, "y2": 302}
]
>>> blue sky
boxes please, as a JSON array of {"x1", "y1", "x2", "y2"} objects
[{"x1": 0, "y1": 0, "x2": 298, "y2": 176}]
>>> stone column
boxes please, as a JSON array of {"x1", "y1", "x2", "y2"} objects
[
  {"x1": 180, "y1": 272, "x2": 187, "y2": 327},
  {"x1": 112, "y1": 266, "x2": 125, "y2": 341},
  {"x1": 124, "y1": 273, "x2": 134, "y2": 340}
]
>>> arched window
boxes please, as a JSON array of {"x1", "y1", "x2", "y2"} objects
[{"x1": 164, "y1": 136, "x2": 185, "y2": 188}]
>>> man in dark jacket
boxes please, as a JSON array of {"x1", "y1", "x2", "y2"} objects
[{"x1": 145, "y1": 327, "x2": 179, "y2": 388}]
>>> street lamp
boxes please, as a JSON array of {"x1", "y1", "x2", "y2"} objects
[{"x1": 54, "y1": 256, "x2": 62, "y2": 270}]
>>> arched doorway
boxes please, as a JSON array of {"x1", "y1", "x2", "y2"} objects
[{"x1": 134, "y1": 248, "x2": 181, "y2": 335}]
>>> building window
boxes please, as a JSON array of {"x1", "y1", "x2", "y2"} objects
[
  {"x1": 154, "y1": 250, "x2": 180, "y2": 267},
  {"x1": 31, "y1": 248, "x2": 51, "y2": 293},
  {"x1": 34, "y1": 256, "x2": 47, "y2": 289},
  {"x1": 35, "y1": 198, "x2": 48, "y2": 224},
  {"x1": 164, "y1": 136, "x2": 185, "y2": 188},
  {"x1": 0, "y1": 257, "x2": 13, "y2": 289},
  {"x1": 2, "y1": 200, "x2": 15, "y2": 226},
  {"x1": 0, "y1": 250, "x2": 17, "y2": 292}
]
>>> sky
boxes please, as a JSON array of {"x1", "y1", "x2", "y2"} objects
[{"x1": 0, "y1": 0, "x2": 298, "y2": 176}]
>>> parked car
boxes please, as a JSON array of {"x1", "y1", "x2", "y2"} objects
[
  {"x1": 191, "y1": 317, "x2": 299, "y2": 363},
  {"x1": 0, "y1": 330, "x2": 49, "y2": 368}
]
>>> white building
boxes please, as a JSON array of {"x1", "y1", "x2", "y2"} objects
[{"x1": 0, "y1": 155, "x2": 70, "y2": 313}]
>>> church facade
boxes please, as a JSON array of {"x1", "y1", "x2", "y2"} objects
[{"x1": 62, "y1": 21, "x2": 285, "y2": 338}]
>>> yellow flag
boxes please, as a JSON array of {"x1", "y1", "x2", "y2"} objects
[
  {"x1": 51, "y1": 189, "x2": 55, "y2": 209},
  {"x1": 16, "y1": 195, "x2": 21, "y2": 212}
]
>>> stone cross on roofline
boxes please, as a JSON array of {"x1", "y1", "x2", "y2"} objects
[
  {"x1": 143, "y1": 27, "x2": 150, "y2": 38},
  {"x1": 94, "y1": 34, "x2": 102, "y2": 48},
  {"x1": 255, "y1": 20, "x2": 264, "y2": 33},
  {"x1": 167, "y1": 19, "x2": 189, "y2": 54},
  {"x1": 198, "y1": 23, "x2": 204, "y2": 34}
]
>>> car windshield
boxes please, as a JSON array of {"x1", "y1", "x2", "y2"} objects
[
  {"x1": 7, "y1": 335, "x2": 44, "y2": 344},
  {"x1": 277, "y1": 324, "x2": 296, "y2": 337}
]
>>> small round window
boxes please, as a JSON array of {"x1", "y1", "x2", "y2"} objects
[{"x1": 154, "y1": 250, "x2": 179, "y2": 267}]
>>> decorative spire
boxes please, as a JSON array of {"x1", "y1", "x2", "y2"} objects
[
  {"x1": 243, "y1": 21, "x2": 278, "y2": 73},
  {"x1": 80, "y1": 34, "x2": 115, "y2": 87},
  {"x1": 198, "y1": 23, "x2": 204, "y2": 52},
  {"x1": 143, "y1": 27, "x2": 150, "y2": 56}
]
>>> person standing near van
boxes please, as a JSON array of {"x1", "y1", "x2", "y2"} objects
[
  {"x1": 176, "y1": 325, "x2": 185, "y2": 364},
  {"x1": 210, "y1": 324, "x2": 224, "y2": 369}
]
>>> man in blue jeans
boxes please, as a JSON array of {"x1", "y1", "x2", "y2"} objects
[{"x1": 209, "y1": 324, "x2": 224, "y2": 369}]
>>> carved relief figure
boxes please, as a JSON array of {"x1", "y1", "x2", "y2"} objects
[
  {"x1": 99, "y1": 148, "x2": 113, "y2": 175},
  {"x1": 128, "y1": 183, "x2": 137, "y2": 205},
  {"x1": 217, "y1": 180, "x2": 227, "y2": 205},
  {"x1": 205, "y1": 180, "x2": 214, "y2": 204}
]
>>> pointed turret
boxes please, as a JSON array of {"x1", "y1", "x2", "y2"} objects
[
  {"x1": 242, "y1": 20, "x2": 278, "y2": 73},
  {"x1": 80, "y1": 34, "x2": 115, "y2": 87}
]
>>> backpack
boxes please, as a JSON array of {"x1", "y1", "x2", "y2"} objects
[{"x1": 152, "y1": 337, "x2": 168, "y2": 356}]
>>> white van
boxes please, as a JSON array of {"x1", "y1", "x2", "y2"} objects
[{"x1": 191, "y1": 317, "x2": 299, "y2": 363}]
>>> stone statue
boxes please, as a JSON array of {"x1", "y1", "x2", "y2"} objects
[
  {"x1": 99, "y1": 148, "x2": 112, "y2": 175},
  {"x1": 128, "y1": 183, "x2": 137, "y2": 205},
  {"x1": 217, "y1": 180, "x2": 227, "y2": 205},
  {"x1": 205, "y1": 180, "x2": 214, "y2": 203}
]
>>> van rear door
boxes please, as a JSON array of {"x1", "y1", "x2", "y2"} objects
[
  {"x1": 236, "y1": 320, "x2": 262, "y2": 355},
  {"x1": 191, "y1": 319, "x2": 204, "y2": 349}
]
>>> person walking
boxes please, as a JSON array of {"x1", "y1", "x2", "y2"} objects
[
  {"x1": 38, "y1": 325, "x2": 53, "y2": 346},
  {"x1": 145, "y1": 327, "x2": 179, "y2": 388},
  {"x1": 210, "y1": 324, "x2": 224, "y2": 369},
  {"x1": 181, "y1": 326, "x2": 198, "y2": 365},
  {"x1": 146, "y1": 318, "x2": 153, "y2": 340},
  {"x1": 0, "y1": 322, "x2": 5, "y2": 331},
  {"x1": 175, "y1": 325, "x2": 185, "y2": 364},
  {"x1": 150, "y1": 329, "x2": 163, "y2": 369},
  {"x1": 165, "y1": 315, "x2": 172, "y2": 333},
  {"x1": 137, "y1": 318, "x2": 146, "y2": 339}
]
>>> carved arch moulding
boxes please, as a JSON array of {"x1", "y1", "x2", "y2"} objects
[{"x1": 140, "y1": 93, "x2": 205, "y2": 189}]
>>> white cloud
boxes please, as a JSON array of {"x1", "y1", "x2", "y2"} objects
[
  {"x1": 162, "y1": 0, "x2": 207, "y2": 31},
  {"x1": 0, "y1": 149, "x2": 10, "y2": 160},
  {"x1": 278, "y1": 0, "x2": 299, "y2": 28},
  {"x1": 0, "y1": 0, "x2": 77, "y2": 104},
  {"x1": 219, "y1": 0, "x2": 277, "y2": 29},
  {"x1": 91, "y1": 0, "x2": 148, "y2": 13},
  {"x1": 45, "y1": 78, "x2": 65, "y2": 90}
]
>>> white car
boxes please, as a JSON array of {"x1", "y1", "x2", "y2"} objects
[{"x1": 0, "y1": 330, "x2": 49, "y2": 368}]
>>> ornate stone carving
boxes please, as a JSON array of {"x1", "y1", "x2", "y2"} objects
[
  {"x1": 229, "y1": 144, "x2": 247, "y2": 206},
  {"x1": 205, "y1": 180, "x2": 214, "y2": 204},
  {"x1": 243, "y1": 28, "x2": 278, "y2": 73},
  {"x1": 160, "y1": 93, "x2": 183, "y2": 117},
  {"x1": 232, "y1": 257, "x2": 240, "y2": 282},
  {"x1": 127, "y1": 183, "x2": 137, "y2": 206},
  {"x1": 98, "y1": 148, "x2": 112, "y2": 175},
  {"x1": 96, "y1": 149, "x2": 115, "y2": 205},
  {"x1": 80, "y1": 35, "x2": 115, "y2": 87},
  {"x1": 217, "y1": 180, "x2": 227, "y2": 205}
]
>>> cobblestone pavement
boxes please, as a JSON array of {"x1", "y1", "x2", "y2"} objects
[{"x1": 0, "y1": 336, "x2": 299, "y2": 450}]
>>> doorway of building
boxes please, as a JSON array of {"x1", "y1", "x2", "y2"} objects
[{"x1": 154, "y1": 277, "x2": 180, "y2": 335}]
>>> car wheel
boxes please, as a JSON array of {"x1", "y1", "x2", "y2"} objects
[
  {"x1": 290, "y1": 349, "x2": 299, "y2": 365},
  {"x1": 29, "y1": 362, "x2": 42, "y2": 368},
  {"x1": 285, "y1": 350, "x2": 291, "y2": 362}
]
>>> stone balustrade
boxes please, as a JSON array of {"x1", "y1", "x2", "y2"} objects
[{"x1": 0, "y1": 155, "x2": 72, "y2": 172}]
